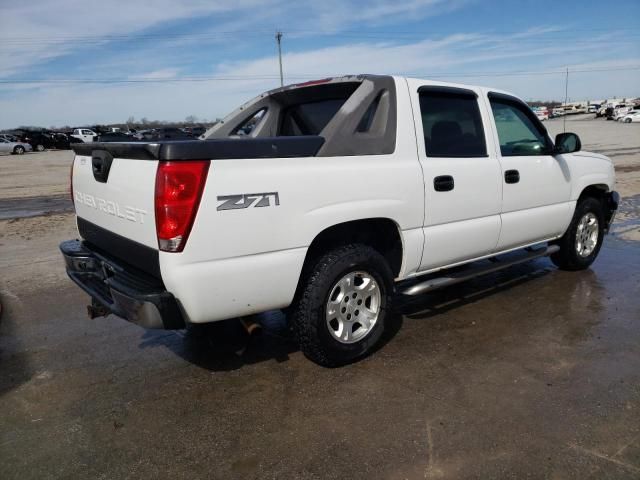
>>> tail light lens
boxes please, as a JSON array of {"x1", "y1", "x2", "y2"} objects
[{"x1": 155, "y1": 161, "x2": 210, "y2": 252}]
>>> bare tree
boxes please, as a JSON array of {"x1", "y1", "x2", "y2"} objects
[{"x1": 185, "y1": 115, "x2": 198, "y2": 124}]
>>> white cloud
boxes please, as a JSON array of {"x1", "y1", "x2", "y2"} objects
[
  {"x1": 0, "y1": 0, "x2": 270, "y2": 77},
  {"x1": 129, "y1": 68, "x2": 180, "y2": 80}
]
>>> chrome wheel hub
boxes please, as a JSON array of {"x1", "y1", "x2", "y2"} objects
[
  {"x1": 325, "y1": 271, "x2": 381, "y2": 344},
  {"x1": 575, "y1": 212, "x2": 599, "y2": 257}
]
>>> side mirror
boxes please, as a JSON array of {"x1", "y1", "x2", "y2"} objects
[{"x1": 554, "y1": 132, "x2": 581, "y2": 154}]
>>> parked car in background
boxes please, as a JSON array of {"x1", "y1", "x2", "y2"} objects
[
  {"x1": 152, "y1": 127, "x2": 190, "y2": 140},
  {"x1": 19, "y1": 132, "x2": 55, "y2": 151},
  {"x1": 588, "y1": 105, "x2": 599, "y2": 113},
  {"x1": 52, "y1": 133, "x2": 82, "y2": 149},
  {"x1": 96, "y1": 132, "x2": 135, "y2": 142},
  {"x1": 0, "y1": 138, "x2": 33, "y2": 155},
  {"x1": 190, "y1": 127, "x2": 206, "y2": 137},
  {"x1": 534, "y1": 107, "x2": 549, "y2": 121},
  {"x1": 133, "y1": 129, "x2": 155, "y2": 140},
  {"x1": 71, "y1": 128, "x2": 98, "y2": 143},
  {"x1": 613, "y1": 106, "x2": 635, "y2": 121},
  {"x1": 621, "y1": 111, "x2": 640, "y2": 123},
  {"x1": 605, "y1": 106, "x2": 618, "y2": 120},
  {"x1": 596, "y1": 105, "x2": 608, "y2": 118},
  {"x1": 182, "y1": 126, "x2": 207, "y2": 138}
]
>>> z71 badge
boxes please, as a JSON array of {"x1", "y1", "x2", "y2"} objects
[{"x1": 217, "y1": 192, "x2": 280, "y2": 211}]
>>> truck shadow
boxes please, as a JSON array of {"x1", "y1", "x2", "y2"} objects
[
  {"x1": 139, "y1": 260, "x2": 555, "y2": 371},
  {"x1": 0, "y1": 294, "x2": 33, "y2": 397},
  {"x1": 139, "y1": 308, "x2": 404, "y2": 371}
]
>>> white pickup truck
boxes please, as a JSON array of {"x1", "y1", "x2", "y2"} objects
[
  {"x1": 71, "y1": 128, "x2": 98, "y2": 143},
  {"x1": 60, "y1": 75, "x2": 619, "y2": 366}
]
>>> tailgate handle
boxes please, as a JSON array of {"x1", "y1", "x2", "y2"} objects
[{"x1": 92, "y1": 150, "x2": 114, "y2": 183}]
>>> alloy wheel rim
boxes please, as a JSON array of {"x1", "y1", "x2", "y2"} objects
[
  {"x1": 575, "y1": 212, "x2": 599, "y2": 257},
  {"x1": 325, "y1": 271, "x2": 381, "y2": 344}
]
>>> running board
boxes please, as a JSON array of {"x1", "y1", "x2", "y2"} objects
[{"x1": 398, "y1": 245, "x2": 560, "y2": 296}]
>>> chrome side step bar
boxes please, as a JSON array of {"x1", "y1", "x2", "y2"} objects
[{"x1": 398, "y1": 245, "x2": 560, "y2": 296}]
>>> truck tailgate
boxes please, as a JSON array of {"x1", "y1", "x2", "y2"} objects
[{"x1": 72, "y1": 153, "x2": 158, "y2": 249}]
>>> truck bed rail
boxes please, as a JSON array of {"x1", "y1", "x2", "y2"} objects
[{"x1": 71, "y1": 136, "x2": 325, "y2": 161}]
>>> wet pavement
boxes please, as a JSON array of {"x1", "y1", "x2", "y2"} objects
[
  {"x1": 0, "y1": 194, "x2": 73, "y2": 220},
  {"x1": 1, "y1": 121, "x2": 639, "y2": 478},
  {"x1": 1, "y1": 237, "x2": 639, "y2": 479}
]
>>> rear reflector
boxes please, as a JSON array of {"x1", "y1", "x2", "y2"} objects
[{"x1": 155, "y1": 161, "x2": 209, "y2": 252}]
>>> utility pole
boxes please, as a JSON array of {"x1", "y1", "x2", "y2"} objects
[
  {"x1": 276, "y1": 31, "x2": 283, "y2": 87},
  {"x1": 563, "y1": 67, "x2": 569, "y2": 133}
]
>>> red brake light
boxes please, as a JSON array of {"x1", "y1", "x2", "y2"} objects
[
  {"x1": 293, "y1": 78, "x2": 332, "y2": 88},
  {"x1": 155, "y1": 161, "x2": 210, "y2": 252}
]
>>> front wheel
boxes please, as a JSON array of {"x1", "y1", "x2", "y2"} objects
[
  {"x1": 551, "y1": 197, "x2": 605, "y2": 271},
  {"x1": 35, "y1": 144, "x2": 45, "y2": 152},
  {"x1": 290, "y1": 244, "x2": 393, "y2": 367},
  {"x1": 625, "y1": 118, "x2": 632, "y2": 123},
  {"x1": 13, "y1": 146, "x2": 25, "y2": 155}
]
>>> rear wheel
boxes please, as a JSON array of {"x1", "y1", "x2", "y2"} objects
[
  {"x1": 13, "y1": 146, "x2": 25, "y2": 155},
  {"x1": 290, "y1": 244, "x2": 393, "y2": 367},
  {"x1": 551, "y1": 197, "x2": 605, "y2": 271},
  {"x1": 36, "y1": 144, "x2": 45, "y2": 152},
  {"x1": 625, "y1": 118, "x2": 632, "y2": 123}
]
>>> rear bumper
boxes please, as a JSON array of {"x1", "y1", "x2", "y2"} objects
[{"x1": 60, "y1": 239, "x2": 184, "y2": 329}]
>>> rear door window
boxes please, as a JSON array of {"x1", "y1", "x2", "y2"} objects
[{"x1": 418, "y1": 89, "x2": 487, "y2": 157}]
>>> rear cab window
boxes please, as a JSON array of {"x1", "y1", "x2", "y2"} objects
[
  {"x1": 418, "y1": 87, "x2": 487, "y2": 157},
  {"x1": 277, "y1": 82, "x2": 359, "y2": 136}
]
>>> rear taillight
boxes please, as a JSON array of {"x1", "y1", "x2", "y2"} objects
[{"x1": 154, "y1": 161, "x2": 210, "y2": 252}]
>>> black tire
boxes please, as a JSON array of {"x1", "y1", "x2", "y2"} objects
[
  {"x1": 625, "y1": 118, "x2": 632, "y2": 123},
  {"x1": 290, "y1": 244, "x2": 394, "y2": 367},
  {"x1": 36, "y1": 144, "x2": 45, "y2": 152},
  {"x1": 13, "y1": 146, "x2": 25, "y2": 155},
  {"x1": 551, "y1": 197, "x2": 605, "y2": 271}
]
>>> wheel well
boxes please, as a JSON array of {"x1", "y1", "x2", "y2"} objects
[
  {"x1": 578, "y1": 184, "x2": 618, "y2": 226},
  {"x1": 578, "y1": 184, "x2": 608, "y2": 203},
  {"x1": 303, "y1": 218, "x2": 403, "y2": 278}
]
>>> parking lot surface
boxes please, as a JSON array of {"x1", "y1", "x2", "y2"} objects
[{"x1": 1, "y1": 117, "x2": 639, "y2": 479}]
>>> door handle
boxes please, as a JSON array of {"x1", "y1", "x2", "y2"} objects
[
  {"x1": 504, "y1": 170, "x2": 520, "y2": 184},
  {"x1": 433, "y1": 175, "x2": 454, "y2": 192}
]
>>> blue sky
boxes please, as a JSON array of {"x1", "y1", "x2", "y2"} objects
[{"x1": 0, "y1": 0, "x2": 638, "y2": 129}]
